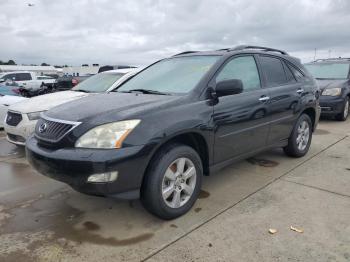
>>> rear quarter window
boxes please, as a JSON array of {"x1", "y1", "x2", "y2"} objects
[{"x1": 259, "y1": 56, "x2": 288, "y2": 86}]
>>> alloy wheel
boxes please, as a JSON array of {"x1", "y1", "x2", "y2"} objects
[
  {"x1": 161, "y1": 157, "x2": 197, "y2": 208},
  {"x1": 296, "y1": 120, "x2": 310, "y2": 151}
]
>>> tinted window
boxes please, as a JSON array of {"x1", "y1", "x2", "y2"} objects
[
  {"x1": 216, "y1": 56, "x2": 261, "y2": 92},
  {"x1": 17, "y1": 73, "x2": 32, "y2": 81},
  {"x1": 118, "y1": 56, "x2": 219, "y2": 94},
  {"x1": 283, "y1": 63, "x2": 296, "y2": 83},
  {"x1": 3, "y1": 73, "x2": 16, "y2": 81},
  {"x1": 288, "y1": 64, "x2": 305, "y2": 81},
  {"x1": 260, "y1": 56, "x2": 288, "y2": 86}
]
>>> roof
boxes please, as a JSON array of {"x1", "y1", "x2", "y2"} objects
[
  {"x1": 100, "y1": 68, "x2": 139, "y2": 74},
  {"x1": 305, "y1": 58, "x2": 350, "y2": 64},
  {"x1": 0, "y1": 65, "x2": 58, "y2": 72}
]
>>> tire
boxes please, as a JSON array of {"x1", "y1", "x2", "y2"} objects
[
  {"x1": 141, "y1": 143, "x2": 203, "y2": 220},
  {"x1": 284, "y1": 114, "x2": 312, "y2": 158},
  {"x1": 335, "y1": 97, "x2": 349, "y2": 121}
]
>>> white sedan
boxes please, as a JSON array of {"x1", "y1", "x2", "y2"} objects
[
  {"x1": 4, "y1": 68, "x2": 139, "y2": 145},
  {"x1": 0, "y1": 95, "x2": 27, "y2": 129}
]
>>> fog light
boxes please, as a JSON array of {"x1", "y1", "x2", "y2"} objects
[{"x1": 87, "y1": 171, "x2": 118, "y2": 183}]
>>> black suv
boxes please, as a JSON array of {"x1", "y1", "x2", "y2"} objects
[
  {"x1": 305, "y1": 58, "x2": 350, "y2": 121},
  {"x1": 26, "y1": 45, "x2": 320, "y2": 219}
]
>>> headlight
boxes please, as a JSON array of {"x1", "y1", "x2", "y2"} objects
[
  {"x1": 27, "y1": 111, "x2": 45, "y2": 121},
  {"x1": 322, "y1": 88, "x2": 342, "y2": 96},
  {"x1": 75, "y1": 120, "x2": 140, "y2": 149}
]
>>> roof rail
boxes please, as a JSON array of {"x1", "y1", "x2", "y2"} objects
[
  {"x1": 229, "y1": 45, "x2": 289, "y2": 55},
  {"x1": 172, "y1": 51, "x2": 198, "y2": 56}
]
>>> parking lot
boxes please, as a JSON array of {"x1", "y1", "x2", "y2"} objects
[{"x1": 0, "y1": 119, "x2": 348, "y2": 262}]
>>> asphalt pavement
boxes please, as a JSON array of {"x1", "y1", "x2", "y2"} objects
[{"x1": 0, "y1": 119, "x2": 349, "y2": 262}]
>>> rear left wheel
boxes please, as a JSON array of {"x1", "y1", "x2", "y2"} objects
[{"x1": 284, "y1": 114, "x2": 312, "y2": 158}]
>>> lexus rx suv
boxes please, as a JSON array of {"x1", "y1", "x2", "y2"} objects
[
  {"x1": 26, "y1": 45, "x2": 320, "y2": 219},
  {"x1": 305, "y1": 58, "x2": 350, "y2": 121}
]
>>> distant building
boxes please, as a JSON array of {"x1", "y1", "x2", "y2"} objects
[
  {"x1": 62, "y1": 64, "x2": 100, "y2": 76},
  {"x1": 0, "y1": 65, "x2": 59, "y2": 75}
]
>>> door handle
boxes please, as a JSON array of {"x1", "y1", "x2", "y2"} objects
[
  {"x1": 259, "y1": 96, "x2": 270, "y2": 102},
  {"x1": 296, "y1": 88, "x2": 304, "y2": 94}
]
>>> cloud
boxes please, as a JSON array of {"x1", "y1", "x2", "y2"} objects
[{"x1": 0, "y1": 0, "x2": 349, "y2": 65}]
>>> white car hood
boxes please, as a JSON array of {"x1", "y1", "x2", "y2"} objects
[
  {"x1": 0, "y1": 95, "x2": 28, "y2": 106},
  {"x1": 9, "y1": 91, "x2": 91, "y2": 113}
]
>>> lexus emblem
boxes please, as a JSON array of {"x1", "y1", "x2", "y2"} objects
[
  {"x1": 38, "y1": 122, "x2": 48, "y2": 133},
  {"x1": 7, "y1": 115, "x2": 12, "y2": 122}
]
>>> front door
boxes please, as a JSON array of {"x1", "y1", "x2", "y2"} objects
[{"x1": 213, "y1": 55, "x2": 270, "y2": 164}]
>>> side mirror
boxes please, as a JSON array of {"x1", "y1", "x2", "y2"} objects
[{"x1": 215, "y1": 79, "x2": 243, "y2": 97}]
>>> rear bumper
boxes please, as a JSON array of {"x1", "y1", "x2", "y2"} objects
[
  {"x1": 26, "y1": 136, "x2": 152, "y2": 199},
  {"x1": 319, "y1": 96, "x2": 345, "y2": 115}
]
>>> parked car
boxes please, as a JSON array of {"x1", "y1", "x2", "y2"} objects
[
  {"x1": 0, "y1": 71, "x2": 56, "y2": 94},
  {"x1": 0, "y1": 83, "x2": 21, "y2": 96},
  {"x1": 304, "y1": 58, "x2": 350, "y2": 121},
  {"x1": 26, "y1": 45, "x2": 320, "y2": 219},
  {"x1": 0, "y1": 95, "x2": 27, "y2": 129},
  {"x1": 53, "y1": 75, "x2": 91, "y2": 91},
  {"x1": 4, "y1": 68, "x2": 138, "y2": 145}
]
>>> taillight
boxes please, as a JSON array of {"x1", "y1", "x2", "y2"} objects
[{"x1": 72, "y1": 78, "x2": 78, "y2": 86}]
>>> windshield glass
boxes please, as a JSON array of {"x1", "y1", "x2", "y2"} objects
[
  {"x1": 305, "y1": 63, "x2": 350, "y2": 79},
  {"x1": 72, "y1": 72, "x2": 125, "y2": 92},
  {"x1": 117, "y1": 56, "x2": 219, "y2": 94}
]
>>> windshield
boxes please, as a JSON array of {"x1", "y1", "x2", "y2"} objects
[
  {"x1": 117, "y1": 56, "x2": 219, "y2": 94},
  {"x1": 305, "y1": 63, "x2": 350, "y2": 79},
  {"x1": 72, "y1": 72, "x2": 125, "y2": 92}
]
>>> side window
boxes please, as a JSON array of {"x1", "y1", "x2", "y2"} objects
[
  {"x1": 216, "y1": 56, "x2": 261, "y2": 92},
  {"x1": 283, "y1": 62, "x2": 296, "y2": 83},
  {"x1": 287, "y1": 63, "x2": 305, "y2": 81},
  {"x1": 18, "y1": 73, "x2": 32, "y2": 81},
  {"x1": 259, "y1": 56, "x2": 288, "y2": 86},
  {"x1": 4, "y1": 74, "x2": 16, "y2": 81}
]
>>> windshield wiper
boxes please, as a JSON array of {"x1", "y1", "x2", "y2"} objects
[
  {"x1": 74, "y1": 89, "x2": 91, "y2": 93},
  {"x1": 119, "y1": 89, "x2": 170, "y2": 95}
]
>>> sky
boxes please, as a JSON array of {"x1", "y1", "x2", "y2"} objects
[{"x1": 0, "y1": 0, "x2": 349, "y2": 66}]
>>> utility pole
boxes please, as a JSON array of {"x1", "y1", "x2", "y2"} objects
[{"x1": 313, "y1": 48, "x2": 317, "y2": 61}]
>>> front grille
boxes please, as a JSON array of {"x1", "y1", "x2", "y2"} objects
[
  {"x1": 6, "y1": 111, "x2": 22, "y2": 126},
  {"x1": 35, "y1": 117, "x2": 79, "y2": 142}
]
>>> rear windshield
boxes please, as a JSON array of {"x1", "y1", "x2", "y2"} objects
[
  {"x1": 117, "y1": 56, "x2": 220, "y2": 94},
  {"x1": 305, "y1": 63, "x2": 350, "y2": 79},
  {"x1": 72, "y1": 72, "x2": 125, "y2": 92}
]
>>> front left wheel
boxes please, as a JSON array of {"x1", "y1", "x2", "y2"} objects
[{"x1": 141, "y1": 143, "x2": 203, "y2": 220}]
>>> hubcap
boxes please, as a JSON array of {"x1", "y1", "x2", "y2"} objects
[
  {"x1": 344, "y1": 100, "x2": 349, "y2": 119},
  {"x1": 161, "y1": 157, "x2": 197, "y2": 208},
  {"x1": 296, "y1": 120, "x2": 310, "y2": 151}
]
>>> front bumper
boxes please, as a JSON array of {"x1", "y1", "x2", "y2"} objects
[
  {"x1": 26, "y1": 136, "x2": 151, "y2": 199},
  {"x1": 4, "y1": 113, "x2": 37, "y2": 145},
  {"x1": 319, "y1": 96, "x2": 345, "y2": 115}
]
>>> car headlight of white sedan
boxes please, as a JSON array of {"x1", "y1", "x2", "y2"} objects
[
  {"x1": 75, "y1": 120, "x2": 141, "y2": 149},
  {"x1": 322, "y1": 88, "x2": 342, "y2": 96},
  {"x1": 27, "y1": 111, "x2": 45, "y2": 121}
]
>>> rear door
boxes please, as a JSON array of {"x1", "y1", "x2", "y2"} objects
[
  {"x1": 213, "y1": 55, "x2": 270, "y2": 163},
  {"x1": 257, "y1": 55, "x2": 303, "y2": 144}
]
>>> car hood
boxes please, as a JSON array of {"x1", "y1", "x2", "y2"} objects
[
  {"x1": 9, "y1": 91, "x2": 90, "y2": 113},
  {"x1": 316, "y1": 79, "x2": 348, "y2": 91},
  {"x1": 0, "y1": 95, "x2": 28, "y2": 106},
  {"x1": 46, "y1": 92, "x2": 182, "y2": 123}
]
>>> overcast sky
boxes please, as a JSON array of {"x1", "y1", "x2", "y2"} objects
[{"x1": 0, "y1": 0, "x2": 349, "y2": 66}]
